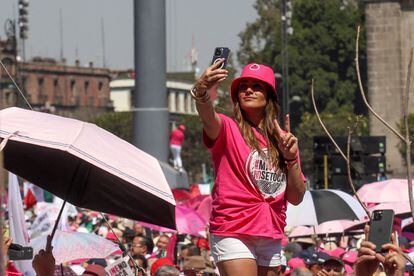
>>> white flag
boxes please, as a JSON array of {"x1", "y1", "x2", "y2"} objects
[{"x1": 8, "y1": 172, "x2": 35, "y2": 275}]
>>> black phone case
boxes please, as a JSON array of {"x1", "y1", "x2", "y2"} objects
[
  {"x1": 368, "y1": 209, "x2": 394, "y2": 252},
  {"x1": 8, "y1": 246, "x2": 34, "y2": 261},
  {"x1": 211, "y1": 47, "x2": 230, "y2": 69}
]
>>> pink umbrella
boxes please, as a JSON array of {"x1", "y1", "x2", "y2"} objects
[
  {"x1": 0, "y1": 107, "x2": 175, "y2": 228},
  {"x1": 315, "y1": 220, "x2": 359, "y2": 235},
  {"x1": 30, "y1": 230, "x2": 120, "y2": 264},
  {"x1": 356, "y1": 179, "x2": 414, "y2": 204},
  {"x1": 288, "y1": 226, "x2": 313, "y2": 238},
  {"x1": 176, "y1": 205, "x2": 207, "y2": 237},
  {"x1": 196, "y1": 195, "x2": 212, "y2": 223},
  {"x1": 368, "y1": 201, "x2": 411, "y2": 218}
]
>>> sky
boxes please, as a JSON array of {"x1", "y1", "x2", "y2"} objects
[{"x1": 0, "y1": 0, "x2": 258, "y2": 73}]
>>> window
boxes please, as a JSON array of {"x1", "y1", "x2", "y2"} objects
[
  {"x1": 84, "y1": 80, "x2": 89, "y2": 92},
  {"x1": 70, "y1": 80, "x2": 76, "y2": 91}
]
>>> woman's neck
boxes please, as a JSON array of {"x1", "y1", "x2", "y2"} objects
[{"x1": 245, "y1": 112, "x2": 264, "y2": 128}]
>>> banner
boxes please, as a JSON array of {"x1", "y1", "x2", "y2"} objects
[
  {"x1": 8, "y1": 172, "x2": 35, "y2": 275},
  {"x1": 105, "y1": 257, "x2": 134, "y2": 276}
]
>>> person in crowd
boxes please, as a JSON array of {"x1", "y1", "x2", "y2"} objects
[
  {"x1": 316, "y1": 257, "x2": 345, "y2": 276},
  {"x1": 155, "y1": 265, "x2": 180, "y2": 276},
  {"x1": 134, "y1": 222, "x2": 145, "y2": 236},
  {"x1": 32, "y1": 237, "x2": 55, "y2": 276},
  {"x1": 169, "y1": 124, "x2": 186, "y2": 172},
  {"x1": 154, "y1": 234, "x2": 170, "y2": 258},
  {"x1": 354, "y1": 225, "x2": 406, "y2": 276},
  {"x1": 191, "y1": 59, "x2": 306, "y2": 276},
  {"x1": 150, "y1": 258, "x2": 176, "y2": 276},
  {"x1": 131, "y1": 235, "x2": 154, "y2": 259},
  {"x1": 129, "y1": 253, "x2": 148, "y2": 275},
  {"x1": 290, "y1": 267, "x2": 312, "y2": 276}
]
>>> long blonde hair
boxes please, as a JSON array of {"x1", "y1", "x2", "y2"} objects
[{"x1": 233, "y1": 86, "x2": 285, "y2": 170}]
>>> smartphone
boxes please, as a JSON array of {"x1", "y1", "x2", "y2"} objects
[
  {"x1": 368, "y1": 209, "x2": 395, "y2": 253},
  {"x1": 211, "y1": 47, "x2": 230, "y2": 69},
  {"x1": 8, "y1": 246, "x2": 34, "y2": 261}
]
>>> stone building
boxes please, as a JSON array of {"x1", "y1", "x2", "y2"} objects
[
  {"x1": 19, "y1": 58, "x2": 112, "y2": 120},
  {"x1": 0, "y1": 37, "x2": 18, "y2": 109},
  {"x1": 0, "y1": 37, "x2": 112, "y2": 121},
  {"x1": 365, "y1": 0, "x2": 414, "y2": 176}
]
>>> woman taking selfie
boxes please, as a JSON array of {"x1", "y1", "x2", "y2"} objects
[{"x1": 190, "y1": 59, "x2": 306, "y2": 276}]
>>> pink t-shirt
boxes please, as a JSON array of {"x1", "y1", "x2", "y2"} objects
[
  {"x1": 203, "y1": 114, "x2": 306, "y2": 239},
  {"x1": 169, "y1": 129, "x2": 185, "y2": 146}
]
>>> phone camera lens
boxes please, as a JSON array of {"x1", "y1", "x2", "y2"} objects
[
  {"x1": 373, "y1": 211, "x2": 382, "y2": 220},
  {"x1": 215, "y1": 48, "x2": 223, "y2": 56}
]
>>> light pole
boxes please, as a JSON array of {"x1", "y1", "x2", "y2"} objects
[{"x1": 279, "y1": 0, "x2": 293, "y2": 126}]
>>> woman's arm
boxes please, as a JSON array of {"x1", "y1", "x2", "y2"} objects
[
  {"x1": 285, "y1": 159, "x2": 306, "y2": 205},
  {"x1": 192, "y1": 60, "x2": 228, "y2": 140},
  {"x1": 273, "y1": 114, "x2": 306, "y2": 205}
]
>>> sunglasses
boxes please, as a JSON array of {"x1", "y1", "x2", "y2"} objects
[{"x1": 238, "y1": 81, "x2": 267, "y2": 92}]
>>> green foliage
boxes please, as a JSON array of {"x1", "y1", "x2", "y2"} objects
[
  {"x1": 297, "y1": 111, "x2": 369, "y2": 175},
  {"x1": 397, "y1": 113, "x2": 414, "y2": 163},
  {"x1": 238, "y1": 0, "x2": 368, "y2": 177},
  {"x1": 173, "y1": 115, "x2": 213, "y2": 184},
  {"x1": 91, "y1": 112, "x2": 133, "y2": 143},
  {"x1": 238, "y1": 0, "x2": 366, "y2": 116}
]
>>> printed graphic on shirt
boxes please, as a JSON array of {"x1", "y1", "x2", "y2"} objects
[{"x1": 245, "y1": 148, "x2": 286, "y2": 198}]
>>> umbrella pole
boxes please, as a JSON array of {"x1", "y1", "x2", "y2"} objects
[
  {"x1": 0, "y1": 153, "x2": 5, "y2": 276},
  {"x1": 49, "y1": 200, "x2": 67, "y2": 244},
  {"x1": 99, "y1": 212, "x2": 142, "y2": 276}
]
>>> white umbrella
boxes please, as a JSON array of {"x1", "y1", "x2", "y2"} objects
[
  {"x1": 0, "y1": 107, "x2": 175, "y2": 228},
  {"x1": 30, "y1": 230, "x2": 120, "y2": 264},
  {"x1": 286, "y1": 189, "x2": 367, "y2": 227}
]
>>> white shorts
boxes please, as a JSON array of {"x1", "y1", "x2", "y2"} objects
[{"x1": 210, "y1": 234, "x2": 282, "y2": 267}]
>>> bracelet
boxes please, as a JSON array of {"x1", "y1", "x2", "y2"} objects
[
  {"x1": 285, "y1": 156, "x2": 298, "y2": 162},
  {"x1": 190, "y1": 85, "x2": 210, "y2": 103},
  {"x1": 286, "y1": 158, "x2": 298, "y2": 170}
]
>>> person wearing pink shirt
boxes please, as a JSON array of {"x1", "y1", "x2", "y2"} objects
[
  {"x1": 169, "y1": 124, "x2": 185, "y2": 171},
  {"x1": 190, "y1": 59, "x2": 306, "y2": 276}
]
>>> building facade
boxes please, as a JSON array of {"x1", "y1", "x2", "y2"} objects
[
  {"x1": 1, "y1": 36, "x2": 112, "y2": 121},
  {"x1": 19, "y1": 58, "x2": 112, "y2": 120},
  {"x1": 365, "y1": 0, "x2": 414, "y2": 176}
]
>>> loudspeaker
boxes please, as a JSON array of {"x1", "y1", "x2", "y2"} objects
[{"x1": 313, "y1": 136, "x2": 386, "y2": 155}]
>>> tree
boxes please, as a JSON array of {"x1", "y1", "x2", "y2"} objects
[
  {"x1": 238, "y1": 0, "x2": 366, "y2": 119},
  {"x1": 91, "y1": 111, "x2": 133, "y2": 143},
  {"x1": 397, "y1": 113, "x2": 414, "y2": 163},
  {"x1": 237, "y1": 0, "x2": 367, "y2": 173}
]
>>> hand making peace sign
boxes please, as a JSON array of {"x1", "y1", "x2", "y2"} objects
[{"x1": 274, "y1": 114, "x2": 298, "y2": 161}]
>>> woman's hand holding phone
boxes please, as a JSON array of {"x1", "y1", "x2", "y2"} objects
[{"x1": 355, "y1": 224, "x2": 405, "y2": 276}]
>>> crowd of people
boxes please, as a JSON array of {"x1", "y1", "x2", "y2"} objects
[
  {"x1": 1, "y1": 58, "x2": 413, "y2": 276},
  {"x1": 2, "y1": 208, "x2": 413, "y2": 275}
]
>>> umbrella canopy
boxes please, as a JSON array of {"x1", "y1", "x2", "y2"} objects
[
  {"x1": 0, "y1": 107, "x2": 175, "y2": 228},
  {"x1": 356, "y1": 179, "x2": 414, "y2": 203},
  {"x1": 30, "y1": 230, "x2": 120, "y2": 264},
  {"x1": 316, "y1": 220, "x2": 359, "y2": 235},
  {"x1": 286, "y1": 189, "x2": 367, "y2": 227},
  {"x1": 368, "y1": 201, "x2": 411, "y2": 218},
  {"x1": 176, "y1": 205, "x2": 207, "y2": 237},
  {"x1": 288, "y1": 226, "x2": 313, "y2": 238}
]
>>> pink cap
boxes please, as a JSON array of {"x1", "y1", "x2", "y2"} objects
[
  {"x1": 230, "y1": 63, "x2": 277, "y2": 103},
  {"x1": 342, "y1": 251, "x2": 357, "y2": 264},
  {"x1": 288, "y1": 257, "x2": 306, "y2": 269},
  {"x1": 330, "y1": 247, "x2": 345, "y2": 258},
  {"x1": 344, "y1": 264, "x2": 354, "y2": 273}
]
